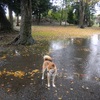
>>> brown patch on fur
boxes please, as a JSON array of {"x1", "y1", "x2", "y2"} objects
[
  {"x1": 44, "y1": 58, "x2": 52, "y2": 62},
  {"x1": 48, "y1": 63, "x2": 55, "y2": 70}
]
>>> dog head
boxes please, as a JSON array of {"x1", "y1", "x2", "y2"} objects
[{"x1": 48, "y1": 63, "x2": 56, "y2": 74}]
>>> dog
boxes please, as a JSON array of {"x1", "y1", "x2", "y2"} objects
[{"x1": 42, "y1": 55, "x2": 57, "y2": 87}]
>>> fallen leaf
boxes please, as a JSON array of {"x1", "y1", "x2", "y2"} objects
[
  {"x1": 70, "y1": 88, "x2": 73, "y2": 91},
  {"x1": 95, "y1": 77, "x2": 99, "y2": 81},
  {"x1": 58, "y1": 97, "x2": 62, "y2": 100},
  {"x1": 32, "y1": 69, "x2": 39, "y2": 73},
  {"x1": 1, "y1": 55, "x2": 6, "y2": 59},
  {"x1": 86, "y1": 87, "x2": 89, "y2": 90},
  {"x1": 82, "y1": 85, "x2": 85, "y2": 89},
  {"x1": 14, "y1": 71, "x2": 25, "y2": 78},
  {"x1": 7, "y1": 88, "x2": 11, "y2": 92},
  {"x1": 1, "y1": 84, "x2": 4, "y2": 87},
  {"x1": 66, "y1": 91, "x2": 69, "y2": 94}
]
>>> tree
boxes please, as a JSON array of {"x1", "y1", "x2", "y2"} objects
[
  {"x1": 11, "y1": 0, "x2": 34, "y2": 45},
  {"x1": 79, "y1": 0, "x2": 85, "y2": 28},
  {"x1": 12, "y1": 0, "x2": 21, "y2": 26},
  {"x1": 48, "y1": 6, "x2": 61, "y2": 22},
  {"x1": 32, "y1": 0, "x2": 51, "y2": 24},
  {"x1": 78, "y1": 0, "x2": 99, "y2": 28},
  {"x1": 0, "y1": 0, "x2": 19, "y2": 30},
  {"x1": 67, "y1": 6, "x2": 74, "y2": 24},
  {"x1": 8, "y1": 1, "x2": 13, "y2": 29},
  {"x1": 97, "y1": 15, "x2": 100, "y2": 27},
  {"x1": 0, "y1": 2, "x2": 12, "y2": 31},
  {"x1": 0, "y1": 0, "x2": 15, "y2": 30}
]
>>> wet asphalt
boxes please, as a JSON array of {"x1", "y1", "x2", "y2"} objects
[{"x1": 0, "y1": 34, "x2": 100, "y2": 100}]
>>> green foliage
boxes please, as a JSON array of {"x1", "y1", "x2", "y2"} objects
[
  {"x1": 51, "y1": 10, "x2": 61, "y2": 21},
  {"x1": 89, "y1": 20, "x2": 94, "y2": 26},
  {"x1": 67, "y1": 6, "x2": 74, "y2": 24},
  {"x1": 12, "y1": 0, "x2": 21, "y2": 15},
  {"x1": 32, "y1": 0, "x2": 51, "y2": 16},
  {"x1": 0, "y1": 1, "x2": 12, "y2": 30},
  {"x1": 0, "y1": 0, "x2": 21, "y2": 15},
  {"x1": 47, "y1": 6, "x2": 61, "y2": 21},
  {"x1": 72, "y1": 2, "x2": 80, "y2": 24}
]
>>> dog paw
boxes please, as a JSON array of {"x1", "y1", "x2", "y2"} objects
[
  {"x1": 42, "y1": 77, "x2": 44, "y2": 80},
  {"x1": 52, "y1": 84, "x2": 56, "y2": 87},
  {"x1": 48, "y1": 84, "x2": 50, "y2": 87}
]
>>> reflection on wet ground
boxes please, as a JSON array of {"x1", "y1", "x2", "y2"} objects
[
  {"x1": 50, "y1": 34, "x2": 100, "y2": 82},
  {"x1": 0, "y1": 34, "x2": 100, "y2": 100}
]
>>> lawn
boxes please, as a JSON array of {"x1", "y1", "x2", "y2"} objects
[
  {"x1": 32, "y1": 25, "x2": 100, "y2": 40},
  {"x1": 0, "y1": 25, "x2": 100, "y2": 45}
]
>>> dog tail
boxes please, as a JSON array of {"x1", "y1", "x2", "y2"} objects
[{"x1": 43, "y1": 55, "x2": 52, "y2": 61}]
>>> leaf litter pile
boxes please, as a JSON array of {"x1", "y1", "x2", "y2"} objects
[{"x1": 0, "y1": 69, "x2": 39, "y2": 78}]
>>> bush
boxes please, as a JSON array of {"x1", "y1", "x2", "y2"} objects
[{"x1": 88, "y1": 20, "x2": 94, "y2": 27}]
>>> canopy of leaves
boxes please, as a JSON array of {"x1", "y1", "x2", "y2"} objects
[{"x1": 32, "y1": 0, "x2": 52, "y2": 16}]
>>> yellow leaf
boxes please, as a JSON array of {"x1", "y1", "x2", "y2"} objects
[
  {"x1": 32, "y1": 69, "x2": 39, "y2": 73},
  {"x1": 7, "y1": 88, "x2": 11, "y2": 92},
  {"x1": 14, "y1": 71, "x2": 25, "y2": 78},
  {"x1": 58, "y1": 97, "x2": 62, "y2": 100},
  {"x1": 1, "y1": 55, "x2": 6, "y2": 59}
]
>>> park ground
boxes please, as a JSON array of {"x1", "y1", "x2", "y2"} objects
[
  {"x1": 32, "y1": 25, "x2": 100, "y2": 40},
  {"x1": 0, "y1": 25, "x2": 100, "y2": 45},
  {"x1": 0, "y1": 25, "x2": 100, "y2": 100}
]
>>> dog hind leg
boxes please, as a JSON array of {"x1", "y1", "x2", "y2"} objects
[
  {"x1": 42, "y1": 68, "x2": 46, "y2": 80},
  {"x1": 47, "y1": 73, "x2": 51, "y2": 87}
]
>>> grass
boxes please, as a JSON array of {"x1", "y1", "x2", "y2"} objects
[
  {"x1": 32, "y1": 25, "x2": 100, "y2": 40},
  {"x1": 0, "y1": 25, "x2": 100, "y2": 45}
]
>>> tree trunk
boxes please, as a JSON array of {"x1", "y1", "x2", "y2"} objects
[
  {"x1": 60, "y1": 8, "x2": 63, "y2": 26},
  {"x1": 38, "y1": 12, "x2": 41, "y2": 24},
  {"x1": 0, "y1": 5, "x2": 12, "y2": 31},
  {"x1": 36, "y1": 12, "x2": 41, "y2": 25},
  {"x1": 64, "y1": 8, "x2": 67, "y2": 26},
  {"x1": 16, "y1": 14, "x2": 20, "y2": 26},
  {"x1": 8, "y1": 5, "x2": 13, "y2": 29},
  {"x1": 79, "y1": 0, "x2": 85, "y2": 28},
  {"x1": 12, "y1": 0, "x2": 34, "y2": 45}
]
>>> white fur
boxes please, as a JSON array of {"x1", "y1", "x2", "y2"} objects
[{"x1": 43, "y1": 55, "x2": 52, "y2": 61}]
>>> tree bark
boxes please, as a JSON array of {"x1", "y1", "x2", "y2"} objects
[
  {"x1": 12, "y1": 0, "x2": 34, "y2": 45},
  {"x1": 16, "y1": 14, "x2": 20, "y2": 26},
  {"x1": 60, "y1": 8, "x2": 63, "y2": 26},
  {"x1": 36, "y1": 12, "x2": 41, "y2": 25},
  {"x1": 79, "y1": 0, "x2": 85, "y2": 28}
]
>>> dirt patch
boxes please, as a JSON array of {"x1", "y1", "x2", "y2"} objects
[{"x1": 0, "y1": 31, "x2": 18, "y2": 45}]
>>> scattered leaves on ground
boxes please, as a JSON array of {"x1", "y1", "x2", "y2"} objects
[{"x1": 0, "y1": 69, "x2": 40, "y2": 78}]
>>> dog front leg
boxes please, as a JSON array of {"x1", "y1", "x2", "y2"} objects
[
  {"x1": 52, "y1": 75, "x2": 56, "y2": 87},
  {"x1": 42, "y1": 68, "x2": 46, "y2": 80},
  {"x1": 47, "y1": 73, "x2": 51, "y2": 87}
]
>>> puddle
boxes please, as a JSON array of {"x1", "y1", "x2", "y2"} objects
[
  {"x1": 0, "y1": 34, "x2": 100, "y2": 99},
  {"x1": 49, "y1": 34, "x2": 100, "y2": 82},
  {"x1": 0, "y1": 34, "x2": 100, "y2": 82}
]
